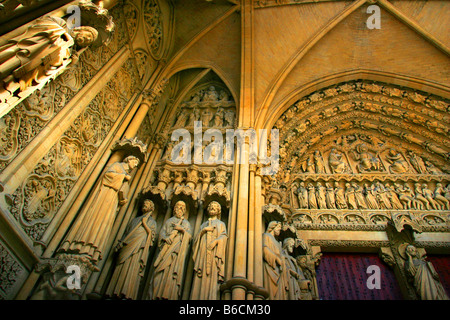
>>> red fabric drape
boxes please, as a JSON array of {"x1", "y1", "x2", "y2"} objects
[
  {"x1": 426, "y1": 255, "x2": 450, "y2": 297},
  {"x1": 316, "y1": 252, "x2": 403, "y2": 300}
]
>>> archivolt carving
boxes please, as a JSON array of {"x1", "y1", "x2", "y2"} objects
[{"x1": 271, "y1": 81, "x2": 450, "y2": 237}]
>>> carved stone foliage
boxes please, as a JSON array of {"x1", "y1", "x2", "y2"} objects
[
  {"x1": 0, "y1": 239, "x2": 26, "y2": 300},
  {"x1": 143, "y1": 0, "x2": 163, "y2": 59},
  {"x1": 123, "y1": 1, "x2": 139, "y2": 40},
  {"x1": 8, "y1": 58, "x2": 139, "y2": 242},
  {"x1": 0, "y1": 4, "x2": 129, "y2": 173},
  {"x1": 134, "y1": 49, "x2": 151, "y2": 81}
]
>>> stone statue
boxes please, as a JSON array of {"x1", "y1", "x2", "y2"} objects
[
  {"x1": 425, "y1": 161, "x2": 442, "y2": 175},
  {"x1": 364, "y1": 183, "x2": 379, "y2": 209},
  {"x1": 403, "y1": 245, "x2": 449, "y2": 300},
  {"x1": 352, "y1": 182, "x2": 367, "y2": 209},
  {"x1": 385, "y1": 149, "x2": 410, "y2": 173},
  {"x1": 186, "y1": 108, "x2": 200, "y2": 127},
  {"x1": 296, "y1": 255, "x2": 319, "y2": 300},
  {"x1": 296, "y1": 182, "x2": 308, "y2": 209},
  {"x1": 345, "y1": 183, "x2": 357, "y2": 210},
  {"x1": 422, "y1": 183, "x2": 440, "y2": 210},
  {"x1": 414, "y1": 183, "x2": 430, "y2": 210},
  {"x1": 224, "y1": 109, "x2": 235, "y2": 127},
  {"x1": 307, "y1": 183, "x2": 318, "y2": 209},
  {"x1": 191, "y1": 201, "x2": 228, "y2": 300},
  {"x1": 375, "y1": 181, "x2": 392, "y2": 209},
  {"x1": 334, "y1": 182, "x2": 348, "y2": 209},
  {"x1": 325, "y1": 182, "x2": 336, "y2": 209},
  {"x1": 58, "y1": 156, "x2": 140, "y2": 263},
  {"x1": 385, "y1": 183, "x2": 403, "y2": 210},
  {"x1": 201, "y1": 108, "x2": 213, "y2": 127},
  {"x1": 313, "y1": 150, "x2": 326, "y2": 174},
  {"x1": 434, "y1": 183, "x2": 450, "y2": 210},
  {"x1": 281, "y1": 238, "x2": 302, "y2": 300},
  {"x1": 105, "y1": 199, "x2": 157, "y2": 300},
  {"x1": 351, "y1": 143, "x2": 382, "y2": 172},
  {"x1": 213, "y1": 107, "x2": 224, "y2": 127},
  {"x1": 150, "y1": 200, "x2": 192, "y2": 300},
  {"x1": 407, "y1": 151, "x2": 427, "y2": 174},
  {"x1": 263, "y1": 221, "x2": 284, "y2": 300},
  {"x1": 315, "y1": 182, "x2": 327, "y2": 209},
  {"x1": 328, "y1": 148, "x2": 349, "y2": 173},
  {"x1": 203, "y1": 85, "x2": 219, "y2": 102},
  {"x1": 0, "y1": 16, "x2": 98, "y2": 113}
]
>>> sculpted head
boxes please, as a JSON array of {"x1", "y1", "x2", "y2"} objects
[
  {"x1": 124, "y1": 155, "x2": 140, "y2": 171},
  {"x1": 406, "y1": 245, "x2": 417, "y2": 257},
  {"x1": 267, "y1": 221, "x2": 282, "y2": 236},
  {"x1": 142, "y1": 199, "x2": 155, "y2": 214},
  {"x1": 283, "y1": 238, "x2": 295, "y2": 253},
  {"x1": 71, "y1": 26, "x2": 98, "y2": 48},
  {"x1": 207, "y1": 201, "x2": 221, "y2": 217},
  {"x1": 174, "y1": 201, "x2": 186, "y2": 218}
]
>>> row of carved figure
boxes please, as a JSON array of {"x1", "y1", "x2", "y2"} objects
[
  {"x1": 294, "y1": 181, "x2": 450, "y2": 211},
  {"x1": 301, "y1": 148, "x2": 442, "y2": 175},
  {"x1": 107, "y1": 201, "x2": 316, "y2": 300},
  {"x1": 105, "y1": 199, "x2": 228, "y2": 300},
  {"x1": 174, "y1": 106, "x2": 235, "y2": 129}
]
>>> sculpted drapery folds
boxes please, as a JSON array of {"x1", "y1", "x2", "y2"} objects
[
  {"x1": 281, "y1": 238, "x2": 311, "y2": 300},
  {"x1": 0, "y1": 16, "x2": 98, "y2": 115},
  {"x1": 403, "y1": 245, "x2": 449, "y2": 300},
  {"x1": 106, "y1": 199, "x2": 157, "y2": 300},
  {"x1": 58, "y1": 156, "x2": 140, "y2": 263},
  {"x1": 263, "y1": 221, "x2": 285, "y2": 300},
  {"x1": 191, "y1": 201, "x2": 227, "y2": 300},
  {"x1": 150, "y1": 200, "x2": 192, "y2": 300}
]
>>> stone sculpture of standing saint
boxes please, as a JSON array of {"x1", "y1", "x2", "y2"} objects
[
  {"x1": 58, "y1": 156, "x2": 140, "y2": 263},
  {"x1": 150, "y1": 200, "x2": 192, "y2": 300},
  {"x1": 404, "y1": 245, "x2": 448, "y2": 300},
  {"x1": 263, "y1": 221, "x2": 285, "y2": 300},
  {"x1": 105, "y1": 199, "x2": 157, "y2": 300},
  {"x1": 191, "y1": 201, "x2": 228, "y2": 300}
]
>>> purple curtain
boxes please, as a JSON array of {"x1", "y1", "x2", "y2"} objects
[{"x1": 316, "y1": 252, "x2": 403, "y2": 300}]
